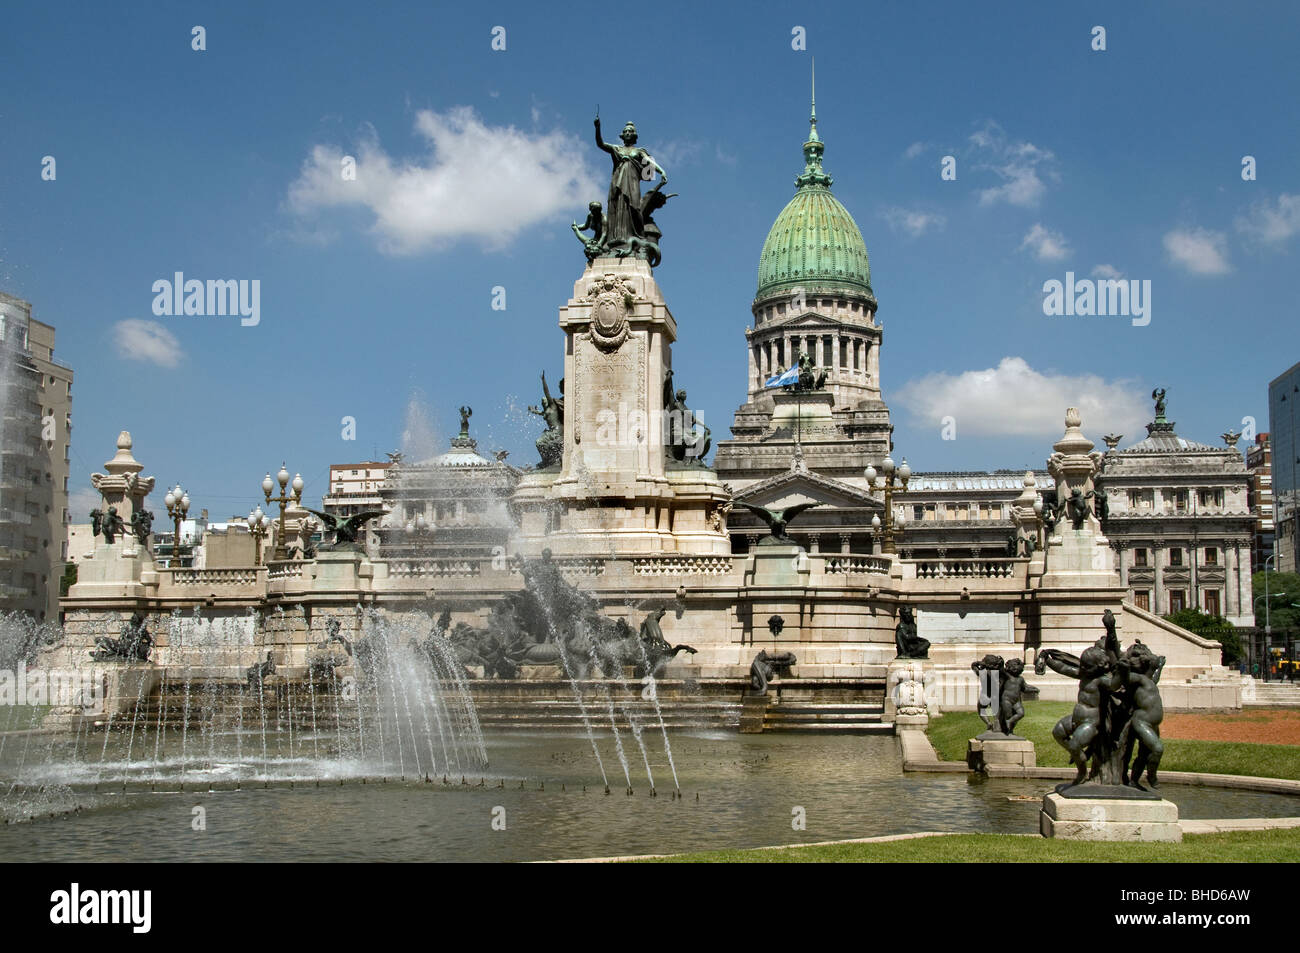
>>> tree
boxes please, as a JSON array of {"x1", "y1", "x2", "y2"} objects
[
  {"x1": 1162, "y1": 607, "x2": 1242, "y2": 665},
  {"x1": 1251, "y1": 570, "x2": 1300, "y2": 631},
  {"x1": 59, "y1": 562, "x2": 77, "y2": 597}
]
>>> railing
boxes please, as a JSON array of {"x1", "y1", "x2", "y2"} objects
[
  {"x1": 167, "y1": 568, "x2": 261, "y2": 586},
  {"x1": 824, "y1": 555, "x2": 893, "y2": 575},
  {"x1": 387, "y1": 559, "x2": 481, "y2": 578},
  {"x1": 508, "y1": 557, "x2": 605, "y2": 577},
  {"x1": 631, "y1": 555, "x2": 735, "y2": 576},
  {"x1": 911, "y1": 558, "x2": 1021, "y2": 579},
  {"x1": 266, "y1": 561, "x2": 304, "y2": 580}
]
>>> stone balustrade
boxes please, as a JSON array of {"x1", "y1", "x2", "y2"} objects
[
  {"x1": 167, "y1": 568, "x2": 262, "y2": 586},
  {"x1": 824, "y1": 555, "x2": 893, "y2": 576},
  {"x1": 387, "y1": 559, "x2": 482, "y2": 578},
  {"x1": 910, "y1": 558, "x2": 1022, "y2": 579},
  {"x1": 507, "y1": 557, "x2": 605, "y2": 577},
  {"x1": 631, "y1": 555, "x2": 737, "y2": 576},
  {"x1": 266, "y1": 561, "x2": 304, "y2": 580}
]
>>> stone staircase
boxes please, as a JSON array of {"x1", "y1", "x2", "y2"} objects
[
  {"x1": 755, "y1": 679, "x2": 891, "y2": 734},
  {"x1": 87, "y1": 675, "x2": 894, "y2": 735},
  {"x1": 1243, "y1": 678, "x2": 1300, "y2": 707},
  {"x1": 467, "y1": 678, "x2": 742, "y2": 732}
]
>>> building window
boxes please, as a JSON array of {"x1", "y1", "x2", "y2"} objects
[
  {"x1": 1168, "y1": 590, "x2": 1186, "y2": 613},
  {"x1": 1134, "y1": 547, "x2": 1148, "y2": 567},
  {"x1": 912, "y1": 505, "x2": 924, "y2": 522},
  {"x1": 1135, "y1": 590, "x2": 1150, "y2": 611},
  {"x1": 1204, "y1": 590, "x2": 1221, "y2": 616},
  {"x1": 1204, "y1": 546, "x2": 1218, "y2": 565},
  {"x1": 1169, "y1": 547, "x2": 1183, "y2": 567},
  {"x1": 1172, "y1": 490, "x2": 1188, "y2": 512}
]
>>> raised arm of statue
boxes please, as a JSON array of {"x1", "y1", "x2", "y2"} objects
[
  {"x1": 1035, "y1": 649, "x2": 1082, "y2": 680},
  {"x1": 594, "y1": 117, "x2": 615, "y2": 155}
]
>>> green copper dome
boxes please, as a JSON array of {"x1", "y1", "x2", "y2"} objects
[{"x1": 755, "y1": 98, "x2": 874, "y2": 303}]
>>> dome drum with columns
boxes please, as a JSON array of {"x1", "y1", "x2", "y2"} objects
[{"x1": 716, "y1": 85, "x2": 893, "y2": 491}]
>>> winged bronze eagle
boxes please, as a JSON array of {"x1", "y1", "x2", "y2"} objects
[
  {"x1": 305, "y1": 508, "x2": 387, "y2": 548},
  {"x1": 734, "y1": 501, "x2": 822, "y2": 544}
]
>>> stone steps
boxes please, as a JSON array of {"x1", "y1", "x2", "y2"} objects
[{"x1": 762, "y1": 701, "x2": 889, "y2": 735}]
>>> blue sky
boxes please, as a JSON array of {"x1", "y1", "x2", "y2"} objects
[{"x1": 3, "y1": 0, "x2": 1297, "y2": 519}]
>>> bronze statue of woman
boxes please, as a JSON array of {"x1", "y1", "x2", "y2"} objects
[{"x1": 594, "y1": 117, "x2": 665, "y2": 252}]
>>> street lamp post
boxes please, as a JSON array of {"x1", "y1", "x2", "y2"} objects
[
  {"x1": 163, "y1": 484, "x2": 190, "y2": 569},
  {"x1": 263, "y1": 464, "x2": 304, "y2": 562},
  {"x1": 247, "y1": 505, "x2": 269, "y2": 565},
  {"x1": 865, "y1": 454, "x2": 911, "y2": 555}
]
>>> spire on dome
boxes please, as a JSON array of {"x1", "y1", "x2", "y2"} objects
[{"x1": 796, "y1": 59, "x2": 832, "y2": 189}]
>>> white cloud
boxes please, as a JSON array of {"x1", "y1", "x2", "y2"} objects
[
  {"x1": 882, "y1": 206, "x2": 946, "y2": 238},
  {"x1": 1235, "y1": 193, "x2": 1300, "y2": 244},
  {"x1": 1019, "y1": 223, "x2": 1070, "y2": 261},
  {"x1": 1162, "y1": 227, "x2": 1231, "y2": 275},
  {"x1": 895, "y1": 356, "x2": 1148, "y2": 438},
  {"x1": 1090, "y1": 263, "x2": 1124, "y2": 279},
  {"x1": 112, "y1": 320, "x2": 184, "y2": 368},
  {"x1": 287, "y1": 107, "x2": 601, "y2": 254},
  {"x1": 902, "y1": 141, "x2": 928, "y2": 160},
  {"x1": 649, "y1": 138, "x2": 703, "y2": 171},
  {"x1": 969, "y1": 121, "x2": 1057, "y2": 208}
]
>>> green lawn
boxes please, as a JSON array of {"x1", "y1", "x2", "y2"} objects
[
  {"x1": 0, "y1": 705, "x2": 49, "y2": 732},
  {"x1": 926, "y1": 701, "x2": 1300, "y2": 781},
  {"x1": 637, "y1": 828, "x2": 1300, "y2": 862}
]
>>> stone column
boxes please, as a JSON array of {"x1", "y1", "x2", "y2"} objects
[
  {"x1": 1152, "y1": 544, "x2": 1164, "y2": 615},
  {"x1": 1225, "y1": 541, "x2": 1239, "y2": 618},
  {"x1": 809, "y1": 534, "x2": 821, "y2": 554},
  {"x1": 840, "y1": 532, "x2": 851, "y2": 555},
  {"x1": 832, "y1": 334, "x2": 841, "y2": 377},
  {"x1": 748, "y1": 344, "x2": 759, "y2": 393}
]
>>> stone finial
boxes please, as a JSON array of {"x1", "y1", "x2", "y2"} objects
[
  {"x1": 1014, "y1": 470, "x2": 1038, "y2": 508},
  {"x1": 104, "y1": 431, "x2": 144, "y2": 477},
  {"x1": 1053, "y1": 408, "x2": 1095, "y2": 458},
  {"x1": 1047, "y1": 408, "x2": 1104, "y2": 533},
  {"x1": 89, "y1": 430, "x2": 156, "y2": 519}
]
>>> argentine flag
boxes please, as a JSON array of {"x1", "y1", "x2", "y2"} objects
[{"x1": 764, "y1": 365, "x2": 799, "y2": 388}]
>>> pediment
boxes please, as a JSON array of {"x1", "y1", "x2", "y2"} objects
[
  {"x1": 763, "y1": 311, "x2": 847, "y2": 332},
  {"x1": 733, "y1": 469, "x2": 881, "y2": 510}
]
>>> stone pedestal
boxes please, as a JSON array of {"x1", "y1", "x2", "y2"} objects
[
  {"x1": 749, "y1": 543, "x2": 808, "y2": 587},
  {"x1": 1040, "y1": 792, "x2": 1181, "y2": 842},
  {"x1": 966, "y1": 735, "x2": 1036, "y2": 772},
  {"x1": 1041, "y1": 528, "x2": 1116, "y2": 587},
  {"x1": 512, "y1": 257, "x2": 731, "y2": 557},
  {"x1": 884, "y1": 658, "x2": 936, "y2": 725},
  {"x1": 310, "y1": 548, "x2": 372, "y2": 591},
  {"x1": 43, "y1": 663, "x2": 161, "y2": 729}
]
